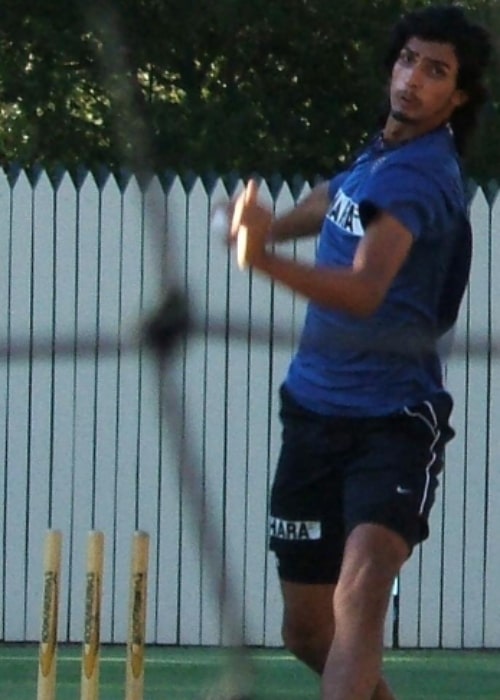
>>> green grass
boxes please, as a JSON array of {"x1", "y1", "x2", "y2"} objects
[
  {"x1": 383, "y1": 649, "x2": 500, "y2": 700},
  {"x1": 0, "y1": 644, "x2": 498, "y2": 699}
]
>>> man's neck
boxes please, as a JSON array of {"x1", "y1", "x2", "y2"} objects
[
  {"x1": 382, "y1": 114, "x2": 445, "y2": 145},
  {"x1": 382, "y1": 118, "x2": 419, "y2": 145}
]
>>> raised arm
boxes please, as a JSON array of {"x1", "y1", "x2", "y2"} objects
[{"x1": 235, "y1": 180, "x2": 414, "y2": 318}]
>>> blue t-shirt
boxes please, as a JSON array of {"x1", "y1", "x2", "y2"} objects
[{"x1": 285, "y1": 125, "x2": 470, "y2": 416}]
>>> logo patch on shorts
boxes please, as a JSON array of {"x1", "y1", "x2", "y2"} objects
[{"x1": 269, "y1": 517, "x2": 321, "y2": 541}]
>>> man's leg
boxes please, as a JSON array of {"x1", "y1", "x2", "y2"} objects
[
  {"x1": 280, "y1": 580, "x2": 333, "y2": 674},
  {"x1": 280, "y1": 579, "x2": 397, "y2": 699},
  {"x1": 321, "y1": 523, "x2": 409, "y2": 700}
]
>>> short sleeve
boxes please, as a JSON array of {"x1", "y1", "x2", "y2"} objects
[{"x1": 358, "y1": 161, "x2": 447, "y2": 241}]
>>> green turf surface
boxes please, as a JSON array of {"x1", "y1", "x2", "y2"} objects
[{"x1": 0, "y1": 644, "x2": 498, "y2": 699}]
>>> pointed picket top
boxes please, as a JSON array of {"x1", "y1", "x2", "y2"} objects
[
  {"x1": 469, "y1": 184, "x2": 489, "y2": 225},
  {"x1": 10, "y1": 167, "x2": 32, "y2": 194},
  {"x1": 290, "y1": 174, "x2": 309, "y2": 200},
  {"x1": 57, "y1": 169, "x2": 79, "y2": 197},
  {"x1": 254, "y1": 175, "x2": 273, "y2": 208},
  {"x1": 274, "y1": 179, "x2": 294, "y2": 217},
  {"x1": 143, "y1": 172, "x2": 165, "y2": 202},
  {"x1": 187, "y1": 175, "x2": 206, "y2": 200},
  {"x1": 165, "y1": 173, "x2": 189, "y2": 223},
  {"x1": 32, "y1": 168, "x2": 54, "y2": 195},
  {"x1": 209, "y1": 177, "x2": 230, "y2": 206},
  {"x1": 186, "y1": 177, "x2": 210, "y2": 242},
  {"x1": 164, "y1": 172, "x2": 185, "y2": 200},
  {"x1": 228, "y1": 174, "x2": 246, "y2": 204},
  {"x1": 294, "y1": 179, "x2": 313, "y2": 204},
  {"x1": 186, "y1": 176, "x2": 209, "y2": 241},
  {"x1": 100, "y1": 167, "x2": 123, "y2": 201}
]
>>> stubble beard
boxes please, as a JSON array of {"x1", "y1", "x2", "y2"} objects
[{"x1": 390, "y1": 108, "x2": 416, "y2": 124}]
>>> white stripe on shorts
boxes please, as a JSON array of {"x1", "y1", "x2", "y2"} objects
[{"x1": 403, "y1": 401, "x2": 441, "y2": 515}]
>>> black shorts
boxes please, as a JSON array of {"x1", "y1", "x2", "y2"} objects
[{"x1": 269, "y1": 385, "x2": 455, "y2": 584}]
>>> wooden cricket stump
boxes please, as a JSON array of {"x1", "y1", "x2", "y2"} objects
[
  {"x1": 37, "y1": 530, "x2": 62, "y2": 700},
  {"x1": 36, "y1": 529, "x2": 150, "y2": 700}
]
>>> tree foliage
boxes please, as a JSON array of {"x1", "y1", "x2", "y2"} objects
[{"x1": 0, "y1": 0, "x2": 499, "y2": 183}]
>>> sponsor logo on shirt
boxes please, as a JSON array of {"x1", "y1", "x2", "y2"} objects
[
  {"x1": 327, "y1": 189, "x2": 364, "y2": 237},
  {"x1": 269, "y1": 517, "x2": 321, "y2": 540}
]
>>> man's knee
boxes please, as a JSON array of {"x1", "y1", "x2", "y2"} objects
[
  {"x1": 282, "y1": 615, "x2": 332, "y2": 672},
  {"x1": 334, "y1": 523, "x2": 408, "y2": 621}
]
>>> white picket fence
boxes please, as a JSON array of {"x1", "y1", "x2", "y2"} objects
[{"x1": 0, "y1": 169, "x2": 499, "y2": 649}]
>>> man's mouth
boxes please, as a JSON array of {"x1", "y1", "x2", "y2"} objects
[{"x1": 396, "y1": 92, "x2": 421, "y2": 110}]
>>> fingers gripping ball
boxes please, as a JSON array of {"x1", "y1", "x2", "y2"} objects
[{"x1": 231, "y1": 180, "x2": 260, "y2": 270}]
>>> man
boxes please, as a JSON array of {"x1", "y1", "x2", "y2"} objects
[{"x1": 228, "y1": 5, "x2": 492, "y2": 700}]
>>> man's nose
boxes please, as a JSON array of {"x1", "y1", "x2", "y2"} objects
[{"x1": 404, "y1": 64, "x2": 423, "y2": 88}]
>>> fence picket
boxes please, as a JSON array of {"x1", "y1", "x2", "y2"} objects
[{"x1": 484, "y1": 194, "x2": 500, "y2": 646}]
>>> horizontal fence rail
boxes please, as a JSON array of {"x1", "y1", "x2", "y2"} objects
[{"x1": 0, "y1": 169, "x2": 499, "y2": 649}]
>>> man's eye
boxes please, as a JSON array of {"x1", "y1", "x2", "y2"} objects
[{"x1": 431, "y1": 65, "x2": 446, "y2": 77}]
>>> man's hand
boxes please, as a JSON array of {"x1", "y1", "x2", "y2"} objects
[{"x1": 231, "y1": 180, "x2": 273, "y2": 269}]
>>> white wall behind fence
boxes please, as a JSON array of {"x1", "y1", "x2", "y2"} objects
[{"x1": 0, "y1": 170, "x2": 499, "y2": 649}]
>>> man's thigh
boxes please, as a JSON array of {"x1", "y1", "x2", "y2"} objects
[{"x1": 269, "y1": 388, "x2": 352, "y2": 584}]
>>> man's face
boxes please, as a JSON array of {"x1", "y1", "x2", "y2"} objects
[{"x1": 390, "y1": 37, "x2": 467, "y2": 130}]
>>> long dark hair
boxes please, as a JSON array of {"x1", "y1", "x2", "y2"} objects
[{"x1": 384, "y1": 4, "x2": 493, "y2": 156}]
